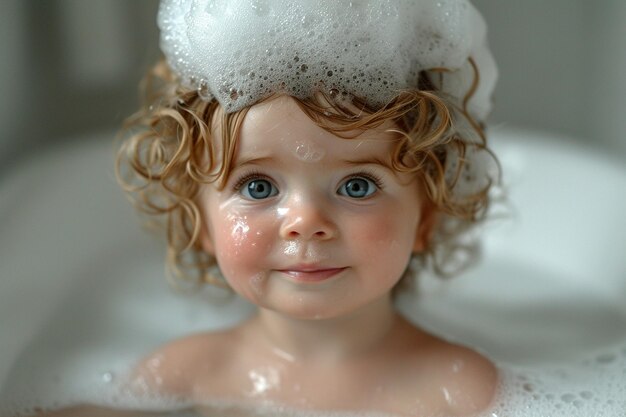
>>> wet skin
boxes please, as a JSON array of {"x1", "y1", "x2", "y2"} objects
[{"x1": 130, "y1": 96, "x2": 499, "y2": 417}]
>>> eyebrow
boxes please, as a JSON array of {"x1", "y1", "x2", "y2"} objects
[
  {"x1": 232, "y1": 156, "x2": 275, "y2": 169},
  {"x1": 233, "y1": 155, "x2": 395, "y2": 171},
  {"x1": 340, "y1": 156, "x2": 395, "y2": 170}
]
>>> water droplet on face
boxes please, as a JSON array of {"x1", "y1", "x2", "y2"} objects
[
  {"x1": 226, "y1": 214, "x2": 251, "y2": 257},
  {"x1": 283, "y1": 240, "x2": 300, "y2": 258},
  {"x1": 293, "y1": 140, "x2": 325, "y2": 163},
  {"x1": 101, "y1": 372, "x2": 114, "y2": 383},
  {"x1": 230, "y1": 216, "x2": 250, "y2": 240}
]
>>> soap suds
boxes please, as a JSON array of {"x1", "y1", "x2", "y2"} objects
[{"x1": 158, "y1": 0, "x2": 497, "y2": 120}]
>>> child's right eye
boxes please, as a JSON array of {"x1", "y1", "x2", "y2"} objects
[{"x1": 239, "y1": 178, "x2": 278, "y2": 200}]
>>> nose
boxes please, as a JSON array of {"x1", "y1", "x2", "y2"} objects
[{"x1": 279, "y1": 199, "x2": 337, "y2": 241}]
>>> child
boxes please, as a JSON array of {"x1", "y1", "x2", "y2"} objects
[{"x1": 116, "y1": 1, "x2": 500, "y2": 415}]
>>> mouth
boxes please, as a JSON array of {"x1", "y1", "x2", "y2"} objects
[{"x1": 276, "y1": 266, "x2": 347, "y2": 282}]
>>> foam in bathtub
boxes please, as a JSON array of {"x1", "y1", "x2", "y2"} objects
[
  {"x1": 3, "y1": 0, "x2": 626, "y2": 412},
  {"x1": 4, "y1": 344, "x2": 626, "y2": 417}
]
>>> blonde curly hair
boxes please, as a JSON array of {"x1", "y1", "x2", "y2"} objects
[{"x1": 116, "y1": 58, "x2": 498, "y2": 290}]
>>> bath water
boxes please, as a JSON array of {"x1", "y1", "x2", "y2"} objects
[{"x1": 1, "y1": 128, "x2": 625, "y2": 416}]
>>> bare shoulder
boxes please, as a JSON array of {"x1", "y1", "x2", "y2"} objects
[
  {"x1": 382, "y1": 320, "x2": 498, "y2": 416},
  {"x1": 376, "y1": 319, "x2": 498, "y2": 416},
  {"x1": 425, "y1": 337, "x2": 498, "y2": 416},
  {"x1": 131, "y1": 329, "x2": 238, "y2": 397}
]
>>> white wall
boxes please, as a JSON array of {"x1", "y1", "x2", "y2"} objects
[
  {"x1": 474, "y1": 0, "x2": 626, "y2": 155},
  {"x1": 0, "y1": 1, "x2": 27, "y2": 162},
  {"x1": 587, "y1": 2, "x2": 626, "y2": 155},
  {"x1": 0, "y1": 0, "x2": 160, "y2": 176}
]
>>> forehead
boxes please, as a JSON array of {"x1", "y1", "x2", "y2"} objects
[{"x1": 237, "y1": 95, "x2": 398, "y2": 161}]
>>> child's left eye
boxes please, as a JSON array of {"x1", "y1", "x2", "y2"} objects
[{"x1": 337, "y1": 176, "x2": 379, "y2": 199}]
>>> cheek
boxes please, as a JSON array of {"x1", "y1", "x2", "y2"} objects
[
  {"x1": 211, "y1": 211, "x2": 275, "y2": 279},
  {"x1": 350, "y1": 209, "x2": 417, "y2": 265}
]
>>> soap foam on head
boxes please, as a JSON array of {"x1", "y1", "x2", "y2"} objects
[
  {"x1": 158, "y1": 0, "x2": 498, "y2": 199},
  {"x1": 158, "y1": 0, "x2": 497, "y2": 120}
]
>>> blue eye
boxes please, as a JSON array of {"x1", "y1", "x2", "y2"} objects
[
  {"x1": 338, "y1": 177, "x2": 378, "y2": 199},
  {"x1": 241, "y1": 178, "x2": 278, "y2": 200}
]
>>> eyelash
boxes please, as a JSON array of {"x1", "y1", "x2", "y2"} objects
[
  {"x1": 231, "y1": 169, "x2": 385, "y2": 192},
  {"x1": 232, "y1": 170, "x2": 272, "y2": 192},
  {"x1": 344, "y1": 170, "x2": 385, "y2": 190}
]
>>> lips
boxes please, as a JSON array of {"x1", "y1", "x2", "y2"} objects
[{"x1": 277, "y1": 266, "x2": 347, "y2": 282}]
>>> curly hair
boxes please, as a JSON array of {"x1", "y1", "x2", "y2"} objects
[{"x1": 116, "y1": 58, "x2": 499, "y2": 290}]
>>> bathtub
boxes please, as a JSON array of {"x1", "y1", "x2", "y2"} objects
[{"x1": 1, "y1": 127, "x2": 625, "y2": 416}]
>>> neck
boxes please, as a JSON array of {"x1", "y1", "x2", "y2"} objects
[{"x1": 249, "y1": 295, "x2": 398, "y2": 363}]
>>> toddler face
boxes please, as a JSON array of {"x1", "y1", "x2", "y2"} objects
[{"x1": 200, "y1": 96, "x2": 429, "y2": 319}]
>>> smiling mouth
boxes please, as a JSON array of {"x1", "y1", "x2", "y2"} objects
[{"x1": 277, "y1": 267, "x2": 347, "y2": 282}]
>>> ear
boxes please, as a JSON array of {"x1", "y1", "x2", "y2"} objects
[{"x1": 413, "y1": 201, "x2": 437, "y2": 253}]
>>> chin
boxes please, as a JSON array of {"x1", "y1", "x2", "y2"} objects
[{"x1": 261, "y1": 299, "x2": 349, "y2": 321}]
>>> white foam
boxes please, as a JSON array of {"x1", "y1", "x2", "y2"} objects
[
  {"x1": 158, "y1": 0, "x2": 497, "y2": 119},
  {"x1": 487, "y1": 348, "x2": 626, "y2": 416}
]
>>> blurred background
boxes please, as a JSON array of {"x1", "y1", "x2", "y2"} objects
[{"x1": 1, "y1": 0, "x2": 625, "y2": 176}]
